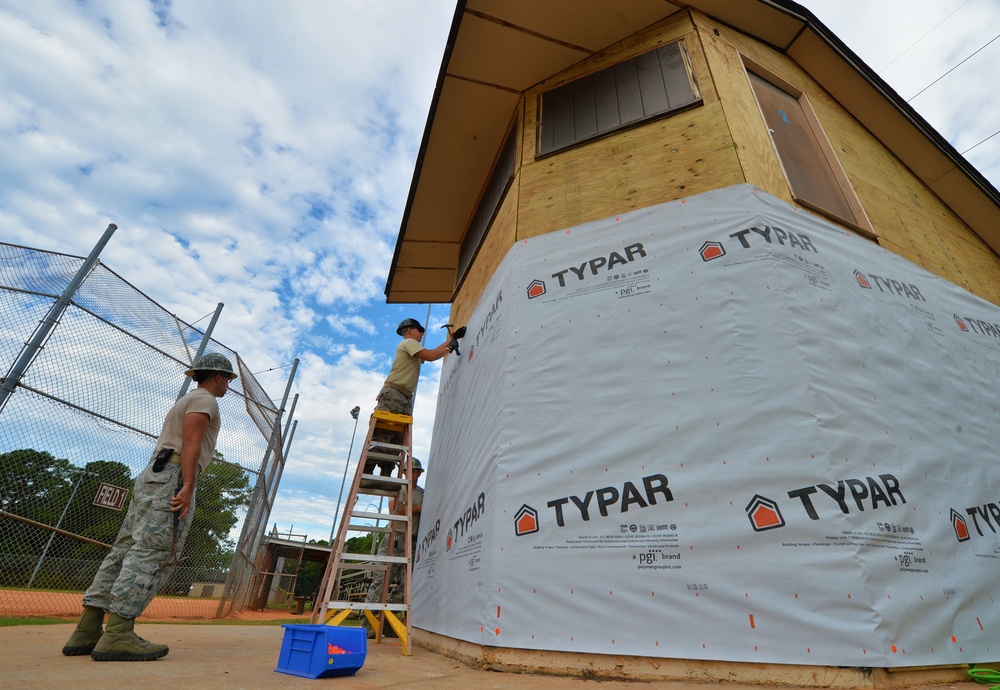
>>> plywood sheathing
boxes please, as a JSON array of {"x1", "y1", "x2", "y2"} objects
[
  {"x1": 693, "y1": 13, "x2": 1000, "y2": 305},
  {"x1": 517, "y1": 13, "x2": 743, "y2": 242}
]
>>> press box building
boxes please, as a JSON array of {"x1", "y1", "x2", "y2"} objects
[{"x1": 384, "y1": 1, "x2": 1000, "y2": 685}]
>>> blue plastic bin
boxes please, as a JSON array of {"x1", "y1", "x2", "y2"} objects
[{"x1": 274, "y1": 624, "x2": 367, "y2": 679}]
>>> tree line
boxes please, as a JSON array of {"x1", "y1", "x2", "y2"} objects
[{"x1": 0, "y1": 448, "x2": 251, "y2": 594}]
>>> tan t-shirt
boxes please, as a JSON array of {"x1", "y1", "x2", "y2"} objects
[
  {"x1": 154, "y1": 387, "x2": 221, "y2": 474},
  {"x1": 383, "y1": 338, "x2": 425, "y2": 394}
]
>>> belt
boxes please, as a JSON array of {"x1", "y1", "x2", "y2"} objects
[{"x1": 384, "y1": 383, "x2": 413, "y2": 399}]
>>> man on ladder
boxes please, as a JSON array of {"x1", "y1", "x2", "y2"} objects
[
  {"x1": 312, "y1": 318, "x2": 462, "y2": 653},
  {"x1": 377, "y1": 317, "x2": 456, "y2": 414},
  {"x1": 367, "y1": 318, "x2": 455, "y2": 476}
]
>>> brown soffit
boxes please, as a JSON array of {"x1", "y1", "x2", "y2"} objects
[{"x1": 386, "y1": 0, "x2": 1000, "y2": 303}]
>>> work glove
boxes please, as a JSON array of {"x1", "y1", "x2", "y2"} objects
[
  {"x1": 452, "y1": 326, "x2": 466, "y2": 339},
  {"x1": 448, "y1": 338, "x2": 459, "y2": 353}
]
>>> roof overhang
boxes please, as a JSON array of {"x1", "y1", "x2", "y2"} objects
[{"x1": 386, "y1": 0, "x2": 1000, "y2": 303}]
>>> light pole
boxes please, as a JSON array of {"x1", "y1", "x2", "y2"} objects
[
  {"x1": 325, "y1": 406, "x2": 361, "y2": 603},
  {"x1": 328, "y1": 406, "x2": 361, "y2": 547}
]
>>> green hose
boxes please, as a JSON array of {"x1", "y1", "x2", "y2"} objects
[{"x1": 968, "y1": 667, "x2": 1000, "y2": 690}]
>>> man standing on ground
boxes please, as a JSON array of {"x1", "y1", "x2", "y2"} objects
[
  {"x1": 363, "y1": 458, "x2": 424, "y2": 637},
  {"x1": 62, "y1": 353, "x2": 237, "y2": 661}
]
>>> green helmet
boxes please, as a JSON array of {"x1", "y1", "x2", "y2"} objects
[
  {"x1": 410, "y1": 458, "x2": 423, "y2": 472},
  {"x1": 396, "y1": 318, "x2": 425, "y2": 336},
  {"x1": 185, "y1": 353, "x2": 238, "y2": 380}
]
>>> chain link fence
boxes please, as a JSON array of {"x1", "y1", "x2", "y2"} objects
[{"x1": 0, "y1": 238, "x2": 290, "y2": 619}]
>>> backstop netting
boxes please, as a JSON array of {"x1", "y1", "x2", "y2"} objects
[{"x1": 0, "y1": 241, "x2": 287, "y2": 619}]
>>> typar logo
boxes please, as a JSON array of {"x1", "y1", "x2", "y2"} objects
[
  {"x1": 527, "y1": 242, "x2": 648, "y2": 299},
  {"x1": 514, "y1": 505, "x2": 539, "y2": 536},
  {"x1": 446, "y1": 528, "x2": 454, "y2": 552},
  {"x1": 852, "y1": 271, "x2": 927, "y2": 301},
  {"x1": 954, "y1": 499, "x2": 1000, "y2": 539},
  {"x1": 699, "y1": 241, "x2": 725, "y2": 262},
  {"x1": 952, "y1": 315, "x2": 1000, "y2": 338},
  {"x1": 951, "y1": 509, "x2": 970, "y2": 542},
  {"x1": 745, "y1": 494, "x2": 785, "y2": 532},
  {"x1": 699, "y1": 226, "x2": 818, "y2": 265}
]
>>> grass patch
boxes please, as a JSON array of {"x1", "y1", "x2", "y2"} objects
[
  {"x1": 0, "y1": 616, "x2": 361, "y2": 627},
  {"x1": 0, "y1": 617, "x2": 71, "y2": 626}
]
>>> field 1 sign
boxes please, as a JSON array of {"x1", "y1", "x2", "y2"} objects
[{"x1": 93, "y1": 483, "x2": 129, "y2": 511}]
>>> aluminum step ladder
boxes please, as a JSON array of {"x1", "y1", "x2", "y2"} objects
[{"x1": 312, "y1": 409, "x2": 415, "y2": 655}]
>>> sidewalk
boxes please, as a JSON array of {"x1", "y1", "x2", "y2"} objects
[{"x1": 1, "y1": 623, "x2": 979, "y2": 690}]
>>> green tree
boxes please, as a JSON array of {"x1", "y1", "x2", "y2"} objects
[
  {"x1": 55, "y1": 460, "x2": 134, "y2": 566},
  {"x1": 295, "y1": 539, "x2": 329, "y2": 599},
  {"x1": 1, "y1": 451, "x2": 134, "y2": 588},
  {"x1": 0, "y1": 449, "x2": 76, "y2": 586},
  {"x1": 1, "y1": 448, "x2": 252, "y2": 593}
]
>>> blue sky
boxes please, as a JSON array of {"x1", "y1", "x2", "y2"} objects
[{"x1": 1, "y1": 0, "x2": 998, "y2": 542}]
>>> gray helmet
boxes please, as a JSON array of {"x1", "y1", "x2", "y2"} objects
[
  {"x1": 185, "y1": 353, "x2": 238, "y2": 380},
  {"x1": 410, "y1": 458, "x2": 423, "y2": 472},
  {"x1": 396, "y1": 318, "x2": 425, "y2": 336}
]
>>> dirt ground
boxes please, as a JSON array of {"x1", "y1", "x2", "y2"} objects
[
  {"x1": 2, "y1": 589, "x2": 989, "y2": 689},
  {"x1": 0, "y1": 587, "x2": 309, "y2": 622}
]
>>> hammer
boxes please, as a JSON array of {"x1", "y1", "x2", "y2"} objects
[
  {"x1": 162, "y1": 478, "x2": 186, "y2": 568},
  {"x1": 441, "y1": 324, "x2": 466, "y2": 355}
]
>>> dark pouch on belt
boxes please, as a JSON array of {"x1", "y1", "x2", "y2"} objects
[{"x1": 152, "y1": 448, "x2": 175, "y2": 473}]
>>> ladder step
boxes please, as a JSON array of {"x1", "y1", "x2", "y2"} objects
[
  {"x1": 341, "y1": 553, "x2": 408, "y2": 564},
  {"x1": 372, "y1": 409, "x2": 413, "y2": 423},
  {"x1": 358, "y1": 486, "x2": 399, "y2": 498},
  {"x1": 325, "y1": 601, "x2": 409, "y2": 612},
  {"x1": 350, "y1": 510, "x2": 408, "y2": 522},
  {"x1": 368, "y1": 437, "x2": 409, "y2": 447},
  {"x1": 365, "y1": 451, "x2": 405, "y2": 462},
  {"x1": 359, "y1": 473, "x2": 406, "y2": 484},
  {"x1": 343, "y1": 524, "x2": 392, "y2": 534},
  {"x1": 360, "y1": 474, "x2": 406, "y2": 493},
  {"x1": 337, "y1": 562, "x2": 392, "y2": 573}
]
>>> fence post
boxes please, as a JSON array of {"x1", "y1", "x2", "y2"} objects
[
  {"x1": 266, "y1": 394, "x2": 299, "y2": 511},
  {"x1": 216, "y1": 357, "x2": 298, "y2": 616},
  {"x1": 176, "y1": 302, "x2": 225, "y2": 400},
  {"x1": 0, "y1": 224, "x2": 117, "y2": 415}
]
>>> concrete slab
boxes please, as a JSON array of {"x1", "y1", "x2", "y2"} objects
[{"x1": 0, "y1": 623, "x2": 980, "y2": 690}]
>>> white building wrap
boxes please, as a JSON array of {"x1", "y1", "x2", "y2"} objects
[{"x1": 413, "y1": 184, "x2": 1000, "y2": 666}]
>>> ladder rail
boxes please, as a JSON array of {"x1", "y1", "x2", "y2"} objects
[
  {"x1": 311, "y1": 410, "x2": 416, "y2": 655},
  {"x1": 312, "y1": 410, "x2": 381, "y2": 620}
]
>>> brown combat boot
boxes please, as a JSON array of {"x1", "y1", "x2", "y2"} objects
[
  {"x1": 62, "y1": 605, "x2": 105, "y2": 656},
  {"x1": 90, "y1": 613, "x2": 169, "y2": 661}
]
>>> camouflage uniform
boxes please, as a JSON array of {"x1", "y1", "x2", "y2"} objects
[
  {"x1": 64, "y1": 353, "x2": 232, "y2": 661},
  {"x1": 83, "y1": 459, "x2": 195, "y2": 619},
  {"x1": 375, "y1": 385, "x2": 413, "y2": 415},
  {"x1": 369, "y1": 387, "x2": 413, "y2": 474},
  {"x1": 363, "y1": 482, "x2": 422, "y2": 636}
]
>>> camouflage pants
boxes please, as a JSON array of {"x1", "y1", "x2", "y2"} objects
[
  {"x1": 365, "y1": 531, "x2": 406, "y2": 605},
  {"x1": 369, "y1": 387, "x2": 412, "y2": 474},
  {"x1": 374, "y1": 386, "x2": 412, "y2": 415},
  {"x1": 83, "y1": 460, "x2": 195, "y2": 619},
  {"x1": 362, "y1": 531, "x2": 407, "y2": 635}
]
